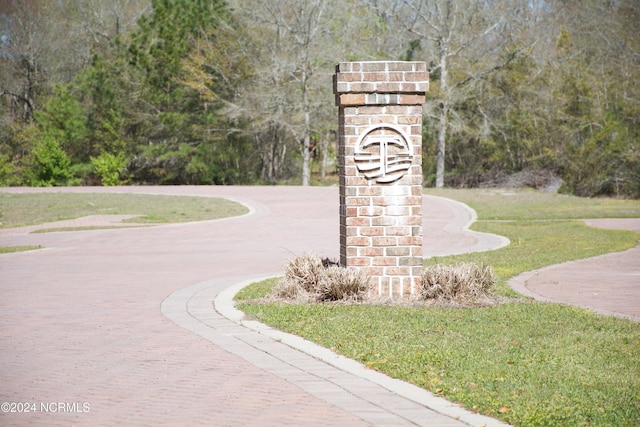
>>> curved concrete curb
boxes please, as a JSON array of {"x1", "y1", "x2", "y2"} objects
[
  {"x1": 161, "y1": 276, "x2": 476, "y2": 426},
  {"x1": 161, "y1": 276, "x2": 507, "y2": 427},
  {"x1": 216, "y1": 279, "x2": 510, "y2": 427},
  {"x1": 162, "y1": 196, "x2": 510, "y2": 427},
  {"x1": 158, "y1": 193, "x2": 512, "y2": 426}
]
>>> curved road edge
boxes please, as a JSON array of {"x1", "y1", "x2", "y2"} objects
[
  {"x1": 161, "y1": 275, "x2": 510, "y2": 427},
  {"x1": 422, "y1": 195, "x2": 510, "y2": 258},
  {"x1": 162, "y1": 193, "x2": 513, "y2": 427},
  {"x1": 508, "y1": 219, "x2": 640, "y2": 322}
]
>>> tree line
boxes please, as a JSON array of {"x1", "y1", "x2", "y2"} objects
[{"x1": 1, "y1": 0, "x2": 638, "y2": 197}]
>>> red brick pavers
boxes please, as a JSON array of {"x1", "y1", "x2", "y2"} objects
[
  {"x1": 0, "y1": 186, "x2": 507, "y2": 426},
  {"x1": 509, "y1": 218, "x2": 640, "y2": 322}
]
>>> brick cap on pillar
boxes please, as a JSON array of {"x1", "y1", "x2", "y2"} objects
[{"x1": 334, "y1": 61, "x2": 429, "y2": 107}]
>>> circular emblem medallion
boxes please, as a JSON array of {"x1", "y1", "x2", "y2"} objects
[{"x1": 354, "y1": 124, "x2": 413, "y2": 184}]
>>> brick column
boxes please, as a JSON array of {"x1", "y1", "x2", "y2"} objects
[{"x1": 334, "y1": 61, "x2": 429, "y2": 299}]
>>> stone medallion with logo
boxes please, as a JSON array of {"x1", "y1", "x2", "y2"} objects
[{"x1": 354, "y1": 124, "x2": 413, "y2": 184}]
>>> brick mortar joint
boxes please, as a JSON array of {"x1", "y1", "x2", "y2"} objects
[
  {"x1": 335, "y1": 94, "x2": 427, "y2": 107},
  {"x1": 334, "y1": 75, "x2": 429, "y2": 83},
  {"x1": 334, "y1": 87, "x2": 428, "y2": 95},
  {"x1": 335, "y1": 61, "x2": 427, "y2": 73}
]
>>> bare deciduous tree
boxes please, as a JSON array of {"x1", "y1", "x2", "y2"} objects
[
  {"x1": 222, "y1": 0, "x2": 377, "y2": 185},
  {"x1": 0, "y1": 0, "x2": 149, "y2": 124},
  {"x1": 371, "y1": 0, "x2": 526, "y2": 187}
]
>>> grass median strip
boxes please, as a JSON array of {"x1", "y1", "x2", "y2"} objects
[
  {"x1": 0, "y1": 192, "x2": 249, "y2": 253},
  {"x1": 0, "y1": 192, "x2": 248, "y2": 228},
  {"x1": 237, "y1": 189, "x2": 640, "y2": 426},
  {"x1": 0, "y1": 245, "x2": 43, "y2": 254}
]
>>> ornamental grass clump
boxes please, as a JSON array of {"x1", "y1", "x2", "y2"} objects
[
  {"x1": 278, "y1": 253, "x2": 324, "y2": 298},
  {"x1": 319, "y1": 266, "x2": 371, "y2": 302},
  {"x1": 273, "y1": 254, "x2": 371, "y2": 302},
  {"x1": 419, "y1": 262, "x2": 498, "y2": 306}
]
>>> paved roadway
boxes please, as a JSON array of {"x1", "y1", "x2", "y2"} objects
[
  {"x1": 0, "y1": 186, "x2": 508, "y2": 427},
  {"x1": 4, "y1": 186, "x2": 639, "y2": 425},
  {"x1": 509, "y1": 218, "x2": 640, "y2": 322}
]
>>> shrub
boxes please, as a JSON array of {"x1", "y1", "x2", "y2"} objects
[
  {"x1": 29, "y1": 137, "x2": 76, "y2": 186},
  {"x1": 91, "y1": 152, "x2": 129, "y2": 186},
  {"x1": 0, "y1": 153, "x2": 19, "y2": 186},
  {"x1": 419, "y1": 262, "x2": 498, "y2": 306}
]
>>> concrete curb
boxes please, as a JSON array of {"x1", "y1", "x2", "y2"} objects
[{"x1": 212, "y1": 277, "x2": 510, "y2": 427}]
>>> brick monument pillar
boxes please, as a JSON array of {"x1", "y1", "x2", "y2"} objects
[{"x1": 333, "y1": 61, "x2": 429, "y2": 298}]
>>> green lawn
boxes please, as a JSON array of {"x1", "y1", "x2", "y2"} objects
[
  {"x1": 237, "y1": 189, "x2": 640, "y2": 427},
  {"x1": 0, "y1": 192, "x2": 249, "y2": 253},
  {"x1": 0, "y1": 192, "x2": 248, "y2": 228},
  {"x1": 426, "y1": 188, "x2": 640, "y2": 220},
  {"x1": 0, "y1": 245, "x2": 42, "y2": 254}
]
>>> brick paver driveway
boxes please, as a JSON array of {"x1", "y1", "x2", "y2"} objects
[
  {"x1": 510, "y1": 218, "x2": 640, "y2": 322},
  {"x1": 0, "y1": 186, "x2": 507, "y2": 426}
]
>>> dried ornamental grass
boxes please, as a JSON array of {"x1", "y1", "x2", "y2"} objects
[
  {"x1": 273, "y1": 254, "x2": 371, "y2": 302},
  {"x1": 319, "y1": 266, "x2": 371, "y2": 302},
  {"x1": 283, "y1": 253, "x2": 325, "y2": 292},
  {"x1": 419, "y1": 262, "x2": 498, "y2": 306},
  {"x1": 273, "y1": 276, "x2": 312, "y2": 301}
]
